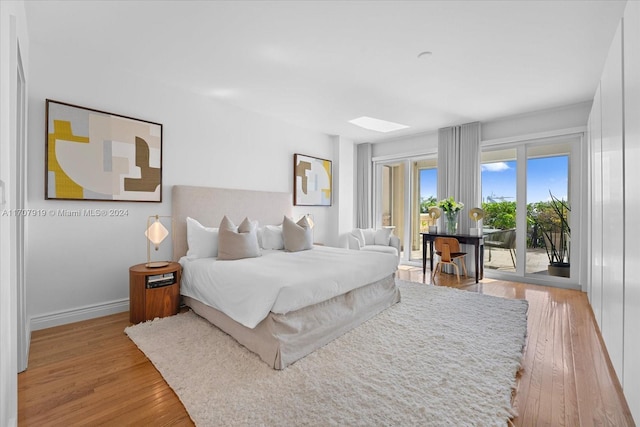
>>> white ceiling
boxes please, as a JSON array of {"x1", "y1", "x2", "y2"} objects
[{"x1": 25, "y1": 0, "x2": 627, "y2": 143}]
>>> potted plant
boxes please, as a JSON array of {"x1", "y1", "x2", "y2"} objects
[{"x1": 536, "y1": 192, "x2": 570, "y2": 277}]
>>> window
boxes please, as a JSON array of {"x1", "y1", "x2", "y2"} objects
[{"x1": 481, "y1": 137, "x2": 578, "y2": 285}]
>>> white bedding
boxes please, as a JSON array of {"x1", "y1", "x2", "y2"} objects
[{"x1": 179, "y1": 245, "x2": 398, "y2": 329}]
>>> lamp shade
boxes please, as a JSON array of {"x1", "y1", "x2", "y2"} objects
[
  {"x1": 145, "y1": 215, "x2": 173, "y2": 268},
  {"x1": 428, "y1": 207, "x2": 441, "y2": 220},
  {"x1": 145, "y1": 218, "x2": 169, "y2": 249},
  {"x1": 468, "y1": 207, "x2": 485, "y2": 222},
  {"x1": 305, "y1": 214, "x2": 315, "y2": 229}
]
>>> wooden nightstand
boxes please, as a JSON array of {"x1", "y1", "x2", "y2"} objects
[{"x1": 129, "y1": 262, "x2": 181, "y2": 324}]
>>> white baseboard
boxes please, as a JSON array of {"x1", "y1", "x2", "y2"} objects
[{"x1": 30, "y1": 298, "x2": 129, "y2": 331}]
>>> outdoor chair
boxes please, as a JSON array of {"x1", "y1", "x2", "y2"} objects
[{"x1": 484, "y1": 228, "x2": 516, "y2": 268}]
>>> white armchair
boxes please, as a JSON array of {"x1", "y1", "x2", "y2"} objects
[{"x1": 348, "y1": 228, "x2": 401, "y2": 264}]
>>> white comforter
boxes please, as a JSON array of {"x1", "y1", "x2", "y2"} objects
[{"x1": 179, "y1": 246, "x2": 397, "y2": 328}]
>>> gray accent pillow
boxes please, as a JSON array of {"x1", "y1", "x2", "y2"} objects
[
  {"x1": 282, "y1": 216, "x2": 313, "y2": 252},
  {"x1": 217, "y1": 216, "x2": 261, "y2": 260}
]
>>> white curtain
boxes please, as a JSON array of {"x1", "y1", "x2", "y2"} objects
[
  {"x1": 437, "y1": 126, "x2": 461, "y2": 210},
  {"x1": 437, "y1": 122, "x2": 481, "y2": 232},
  {"x1": 459, "y1": 122, "x2": 482, "y2": 233},
  {"x1": 437, "y1": 122, "x2": 481, "y2": 274},
  {"x1": 356, "y1": 143, "x2": 372, "y2": 229}
]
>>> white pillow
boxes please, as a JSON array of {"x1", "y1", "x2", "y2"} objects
[
  {"x1": 217, "y1": 216, "x2": 261, "y2": 260},
  {"x1": 374, "y1": 228, "x2": 393, "y2": 246},
  {"x1": 351, "y1": 229, "x2": 365, "y2": 247},
  {"x1": 186, "y1": 217, "x2": 218, "y2": 258},
  {"x1": 362, "y1": 228, "x2": 376, "y2": 246},
  {"x1": 282, "y1": 216, "x2": 313, "y2": 252},
  {"x1": 261, "y1": 224, "x2": 284, "y2": 250}
]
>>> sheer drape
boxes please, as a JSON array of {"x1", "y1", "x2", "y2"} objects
[
  {"x1": 437, "y1": 126, "x2": 461, "y2": 207},
  {"x1": 459, "y1": 122, "x2": 481, "y2": 233},
  {"x1": 437, "y1": 122, "x2": 481, "y2": 275},
  {"x1": 356, "y1": 143, "x2": 372, "y2": 228},
  {"x1": 437, "y1": 122, "x2": 481, "y2": 232}
]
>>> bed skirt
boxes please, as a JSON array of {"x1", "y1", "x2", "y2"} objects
[{"x1": 182, "y1": 274, "x2": 400, "y2": 369}]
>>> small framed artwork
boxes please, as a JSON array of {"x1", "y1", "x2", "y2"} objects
[
  {"x1": 45, "y1": 99, "x2": 163, "y2": 202},
  {"x1": 293, "y1": 153, "x2": 332, "y2": 206}
]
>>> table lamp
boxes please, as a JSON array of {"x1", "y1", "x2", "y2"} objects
[
  {"x1": 145, "y1": 215, "x2": 173, "y2": 267},
  {"x1": 468, "y1": 208, "x2": 484, "y2": 236},
  {"x1": 427, "y1": 207, "x2": 441, "y2": 233}
]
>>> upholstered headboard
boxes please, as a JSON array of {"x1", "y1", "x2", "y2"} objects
[{"x1": 171, "y1": 185, "x2": 293, "y2": 261}]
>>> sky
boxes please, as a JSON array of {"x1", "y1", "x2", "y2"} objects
[
  {"x1": 419, "y1": 169, "x2": 437, "y2": 201},
  {"x1": 419, "y1": 155, "x2": 569, "y2": 204}
]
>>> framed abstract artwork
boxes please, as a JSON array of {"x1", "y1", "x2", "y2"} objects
[
  {"x1": 293, "y1": 153, "x2": 332, "y2": 206},
  {"x1": 45, "y1": 99, "x2": 163, "y2": 202}
]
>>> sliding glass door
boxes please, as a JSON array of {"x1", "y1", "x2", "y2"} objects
[
  {"x1": 379, "y1": 162, "x2": 406, "y2": 258},
  {"x1": 375, "y1": 156, "x2": 437, "y2": 264},
  {"x1": 481, "y1": 149, "x2": 517, "y2": 272},
  {"x1": 526, "y1": 144, "x2": 571, "y2": 278},
  {"x1": 372, "y1": 134, "x2": 581, "y2": 285},
  {"x1": 481, "y1": 136, "x2": 580, "y2": 286},
  {"x1": 411, "y1": 160, "x2": 437, "y2": 262}
]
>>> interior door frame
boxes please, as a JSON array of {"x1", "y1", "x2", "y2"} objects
[
  {"x1": 1, "y1": 11, "x2": 29, "y2": 425},
  {"x1": 15, "y1": 39, "x2": 28, "y2": 373}
]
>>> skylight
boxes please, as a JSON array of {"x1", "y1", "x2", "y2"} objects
[{"x1": 348, "y1": 116, "x2": 410, "y2": 133}]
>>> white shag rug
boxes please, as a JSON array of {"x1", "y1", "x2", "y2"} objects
[{"x1": 125, "y1": 280, "x2": 528, "y2": 426}]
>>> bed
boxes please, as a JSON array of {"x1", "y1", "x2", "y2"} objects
[{"x1": 172, "y1": 185, "x2": 400, "y2": 369}]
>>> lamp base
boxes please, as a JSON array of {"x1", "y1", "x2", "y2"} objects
[{"x1": 145, "y1": 261, "x2": 170, "y2": 268}]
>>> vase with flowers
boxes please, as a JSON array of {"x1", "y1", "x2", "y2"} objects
[{"x1": 437, "y1": 197, "x2": 465, "y2": 235}]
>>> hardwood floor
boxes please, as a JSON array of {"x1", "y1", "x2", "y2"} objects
[
  {"x1": 399, "y1": 266, "x2": 635, "y2": 426},
  {"x1": 18, "y1": 269, "x2": 635, "y2": 426},
  {"x1": 18, "y1": 312, "x2": 191, "y2": 426}
]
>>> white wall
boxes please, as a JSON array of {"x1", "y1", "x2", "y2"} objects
[
  {"x1": 623, "y1": 1, "x2": 640, "y2": 424},
  {"x1": 26, "y1": 40, "x2": 336, "y2": 330},
  {"x1": 1, "y1": 1, "x2": 29, "y2": 424},
  {"x1": 371, "y1": 102, "x2": 591, "y2": 160},
  {"x1": 481, "y1": 101, "x2": 592, "y2": 142},
  {"x1": 332, "y1": 136, "x2": 355, "y2": 247},
  {"x1": 588, "y1": 87, "x2": 604, "y2": 328},
  {"x1": 599, "y1": 21, "x2": 625, "y2": 382},
  {"x1": 589, "y1": 1, "x2": 640, "y2": 420},
  {"x1": 371, "y1": 131, "x2": 438, "y2": 160},
  {"x1": 622, "y1": 1, "x2": 640, "y2": 421}
]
